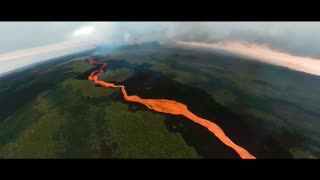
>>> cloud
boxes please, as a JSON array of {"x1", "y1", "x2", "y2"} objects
[
  {"x1": 161, "y1": 22, "x2": 320, "y2": 58},
  {"x1": 1, "y1": 22, "x2": 320, "y2": 75},
  {"x1": 175, "y1": 40, "x2": 320, "y2": 77},
  {"x1": 1, "y1": 22, "x2": 320, "y2": 57},
  {"x1": 0, "y1": 22, "x2": 86, "y2": 54},
  {"x1": 0, "y1": 40, "x2": 97, "y2": 74},
  {"x1": 90, "y1": 22, "x2": 320, "y2": 59}
]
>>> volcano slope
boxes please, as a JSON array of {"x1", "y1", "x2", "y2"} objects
[{"x1": 0, "y1": 43, "x2": 318, "y2": 158}]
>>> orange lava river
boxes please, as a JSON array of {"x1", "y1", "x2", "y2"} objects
[{"x1": 88, "y1": 57, "x2": 256, "y2": 159}]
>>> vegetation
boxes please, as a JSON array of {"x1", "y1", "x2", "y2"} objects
[
  {"x1": 0, "y1": 110, "x2": 65, "y2": 158},
  {"x1": 151, "y1": 63, "x2": 209, "y2": 85},
  {"x1": 105, "y1": 102, "x2": 199, "y2": 158},
  {"x1": 68, "y1": 59, "x2": 93, "y2": 73},
  {"x1": 100, "y1": 68, "x2": 134, "y2": 82},
  {"x1": 62, "y1": 79, "x2": 117, "y2": 98}
]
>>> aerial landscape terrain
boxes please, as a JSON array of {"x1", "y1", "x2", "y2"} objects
[{"x1": 0, "y1": 42, "x2": 319, "y2": 159}]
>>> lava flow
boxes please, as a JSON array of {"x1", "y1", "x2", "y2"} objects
[{"x1": 87, "y1": 57, "x2": 256, "y2": 159}]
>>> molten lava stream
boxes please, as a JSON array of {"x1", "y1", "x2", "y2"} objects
[{"x1": 87, "y1": 57, "x2": 256, "y2": 159}]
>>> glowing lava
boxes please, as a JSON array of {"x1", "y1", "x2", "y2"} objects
[{"x1": 88, "y1": 57, "x2": 256, "y2": 159}]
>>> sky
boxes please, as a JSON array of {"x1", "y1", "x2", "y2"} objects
[{"x1": 1, "y1": 22, "x2": 320, "y2": 75}]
